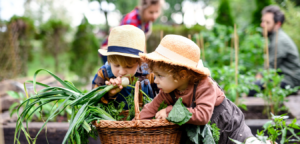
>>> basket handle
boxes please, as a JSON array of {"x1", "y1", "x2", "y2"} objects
[{"x1": 134, "y1": 81, "x2": 141, "y2": 120}]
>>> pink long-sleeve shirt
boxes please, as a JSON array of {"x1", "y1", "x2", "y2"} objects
[{"x1": 139, "y1": 77, "x2": 225, "y2": 125}]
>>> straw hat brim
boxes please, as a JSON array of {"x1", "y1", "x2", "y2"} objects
[
  {"x1": 139, "y1": 52, "x2": 211, "y2": 76},
  {"x1": 98, "y1": 49, "x2": 140, "y2": 58}
]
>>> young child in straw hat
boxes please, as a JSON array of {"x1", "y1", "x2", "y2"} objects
[
  {"x1": 137, "y1": 35, "x2": 269, "y2": 144},
  {"x1": 92, "y1": 25, "x2": 158, "y2": 110}
]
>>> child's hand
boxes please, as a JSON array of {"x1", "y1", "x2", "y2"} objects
[
  {"x1": 155, "y1": 108, "x2": 167, "y2": 119},
  {"x1": 105, "y1": 77, "x2": 123, "y2": 97}
]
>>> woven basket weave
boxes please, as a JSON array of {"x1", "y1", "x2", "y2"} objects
[{"x1": 93, "y1": 81, "x2": 182, "y2": 144}]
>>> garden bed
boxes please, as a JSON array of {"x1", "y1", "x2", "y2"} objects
[
  {"x1": 241, "y1": 97, "x2": 295, "y2": 119},
  {"x1": 2, "y1": 122, "x2": 101, "y2": 144}
]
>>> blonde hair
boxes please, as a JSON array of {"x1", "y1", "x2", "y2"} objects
[
  {"x1": 107, "y1": 55, "x2": 141, "y2": 66},
  {"x1": 139, "y1": 0, "x2": 165, "y2": 12}
]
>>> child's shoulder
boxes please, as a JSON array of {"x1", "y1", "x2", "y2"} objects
[
  {"x1": 198, "y1": 76, "x2": 215, "y2": 85},
  {"x1": 96, "y1": 62, "x2": 113, "y2": 79}
]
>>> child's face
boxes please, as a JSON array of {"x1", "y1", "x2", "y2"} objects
[
  {"x1": 152, "y1": 65, "x2": 189, "y2": 93},
  {"x1": 110, "y1": 62, "x2": 139, "y2": 78}
]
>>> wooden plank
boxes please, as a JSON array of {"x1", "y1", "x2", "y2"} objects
[
  {"x1": 2, "y1": 122, "x2": 101, "y2": 144},
  {"x1": 284, "y1": 95, "x2": 300, "y2": 119}
]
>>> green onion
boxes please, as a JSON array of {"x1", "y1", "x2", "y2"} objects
[{"x1": 14, "y1": 69, "x2": 132, "y2": 144}]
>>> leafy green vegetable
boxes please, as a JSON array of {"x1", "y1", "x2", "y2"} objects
[
  {"x1": 166, "y1": 98, "x2": 192, "y2": 125},
  {"x1": 158, "y1": 100, "x2": 168, "y2": 111},
  {"x1": 202, "y1": 124, "x2": 216, "y2": 144},
  {"x1": 186, "y1": 124, "x2": 201, "y2": 143},
  {"x1": 209, "y1": 121, "x2": 220, "y2": 143},
  {"x1": 185, "y1": 122, "x2": 219, "y2": 144},
  {"x1": 14, "y1": 69, "x2": 152, "y2": 144}
]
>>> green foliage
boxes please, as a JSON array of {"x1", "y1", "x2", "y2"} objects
[
  {"x1": 38, "y1": 19, "x2": 70, "y2": 73},
  {"x1": 69, "y1": 17, "x2": 100, "y2": 83},
  {"x1": 229, "y1": 0, "x2": 256, "y2": 28},
  {"x1": 99, "y1": 101, "x2": 125, "y2": 121},
  {"x1": 157, "y1": 100, "x2": 168, "y2": 111},
  {"x1": 185, "y1": 122, "x2": 220, "y2": 144},
  {"x1": 166, "y1": 98, "x2": 192, "y2": 126},
  {"x1": 148, "y1": 24, "x2": 205, "y2": 52},
  {"x1": 211, "y1": 66, "x2": 259, "y2": 103},
  {"x1": 252, "y1": 0, "x2": 274, "y2": 27},
  {"x1": 199, "y1": 24, "x2": 264, "y2": 72},
  {"x1": 114, "y1": 0, "x2": 138, "y2": 15},
  {"x1": 281, "y1": 0, "x2": 300, "y2": 53},
  {"x1": 231, "y1": 114, "x2": 300, "y2": 144},
  {"x1": 255, "y1": 69, "x2": 299, "y2": 118},
  {"x1": 7, "y1": 91, "x2": 72, "y2": 122},
  {"x1": 215, "y1": 0, "x2": 235, "y2": 26},
  {"x1": 209, "y1": 121, "x2": 220, "y2": 143},
  {"x1": 14, "y1": 69, "x2": 117, "y2": 144},
  {"x1": 0, "y1": 16, "x2": 35, "y2": 78}
]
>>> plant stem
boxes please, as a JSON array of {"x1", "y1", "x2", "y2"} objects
[{"x1": 234, "y1": 24, "x2": 239, "y2": 104}]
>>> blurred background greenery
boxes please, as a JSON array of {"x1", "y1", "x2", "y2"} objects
[{"x1": 0, "y1": 0, "x2": 299, "y2": 97}]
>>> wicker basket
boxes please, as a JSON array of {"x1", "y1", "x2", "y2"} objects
[{"x1": 93, "y1": 81, "x2": 182, "y2": 144}]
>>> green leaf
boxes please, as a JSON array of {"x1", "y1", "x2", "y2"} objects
[
  {"x1": 288, "y1": 118, "x2": 300, "y2": 130},
  {"x1": 6, "y1": 91, "x2": 20, "y2": 99},
  {"x1": 256, "y1": 134, "x2": 268, "y2": 143},
  {"x1": 229, "y1": 138, "x2": 245, "y2": 144},
  {"x1": 166, "y1": 98, "x2": 192, "y2": 125},
  {"x1": 263, "y1": 121, "x2": 273, "y2": 130},
  {"x1": 82, "y1": 120, "x2": 91, "y2": 133},
  {"x1": 202, "y1": 124, "x2": 216, "y2": 144},
  {"x1": 9, "y1": 102, "x2": 19, "y2": 117},
  {"x1": 287, "y1": 128, "x2": 300, "y2": 141},
  {"x1": 157, "y1": 100, "x2": 168, "y2": 111},
  {"x1": 186, "y1": 124, "x2": 201, "y2": 144},
  {"x1": 209, "y1": 122, "x2": 220, "y2": 143},
  {"x1": 280, "y1": 127, "x2": 287, "y2": 144}
]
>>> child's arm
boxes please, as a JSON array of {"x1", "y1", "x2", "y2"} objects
[
  {"x1": 186, "y1": 78, "x2": 223, "y2": 125},
  {"x1": 92, "y1": 69, "x2": 121, "y2": 103},
  {"x1": 139, "y1": 91, "x2": 170, "y2": 120}
]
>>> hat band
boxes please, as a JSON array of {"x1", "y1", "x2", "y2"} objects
[
  {"x1": 155, "y1": 45, "x2": 204, "y2": 69},
  {"x1": 107, "y1": 46, "x2": 143, "y2": 56}
]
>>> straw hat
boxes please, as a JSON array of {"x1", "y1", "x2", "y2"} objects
[
  {"x1": 139, "y1": 34, "x2": 210, "y2": 76},
  {"x1": 98, "y1": 25, "x2": 145, "y2": 58}
]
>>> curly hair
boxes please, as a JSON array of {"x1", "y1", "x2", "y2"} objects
[{"x1": 146, "y1": 60, "x2": 207, "y2": 84}]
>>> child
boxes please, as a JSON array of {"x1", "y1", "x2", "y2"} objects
[
  {"x1": 138, "y1": 35, "x2": 261, "y2": 144},
  {"x1": 92, "y1": 25, "x2": 158, "y2": 110}
]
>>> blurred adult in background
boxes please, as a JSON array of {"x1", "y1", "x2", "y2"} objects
[
  {"x1": 99, "y1": 0, "x2": 164, "y2": 63},
  {"x1": 248, "y1": 5, "x2": 300, "y2": 96}
]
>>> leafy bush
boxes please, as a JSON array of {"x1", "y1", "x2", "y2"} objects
[
  {"x1": 69, "y1": 17, "x2": 100, "y2": 84},
  {"x1": 255, "y1": 69, "x2": 299, "y2": 118},
  {"x1": 147, "y1": 24, "x2": 205, "y2": 52},
  {"x1": 215, "y1": 0, "x2": 235, "y2": 26},
  {"x1": 252, "y1": 0, "x2": 274, "y2": 27},
  {"x1": 281, "y1": 0, "x2": 300, "y2": 53},
  {"x1": 38, "y1": 19, "x2": 70, "y2": 73},
  {"x1": 210, "y1": 66, "x2": 259, "y2": 107},
  {"x1": 198, "y1": 24, "x2": 264, "y2": 73}
]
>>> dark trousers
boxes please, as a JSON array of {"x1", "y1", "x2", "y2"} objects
[{"x1": 180, "y1": 99, "x2": 253, "y2": 144}]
